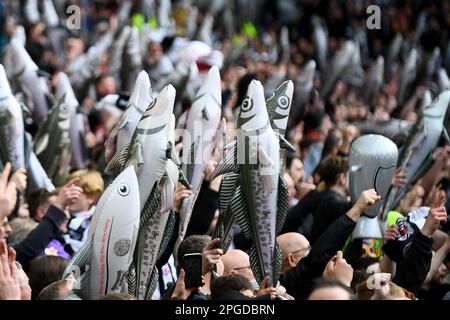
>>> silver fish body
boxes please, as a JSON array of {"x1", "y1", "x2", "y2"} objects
[
  {"x1": 5, "y1": 39, "x2": 51, "y2": 124},
  {"x1": 0, "y1": 64, "x2": 25, "y2": 171},
  {"x1": 177, "y1": 66, "x2": 222, "y2": 248},
  {"x1": 63, "y1": 166, "x2": 140, "y2": 300},
  {"x1": 382, "y1": 90, "x2": 450, "y2": 219}
]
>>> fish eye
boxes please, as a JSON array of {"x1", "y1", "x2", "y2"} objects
[
  {"x1": 118, "y1": 183, "x2": 130, "y2": 196},
  {"x1": 241, "y1": 97, "x2": 253, "y2": 112},
  {"x1": 277, "y1": 95, "x2": 290, "y2": 109}
]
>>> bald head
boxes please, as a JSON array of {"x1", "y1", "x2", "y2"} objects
[
  {"x1": 221, "y1": 250, "x2": 254, "y2": 281},
  {"x1": 277, "y1": 232, "x2": 310, "y2": 273}
]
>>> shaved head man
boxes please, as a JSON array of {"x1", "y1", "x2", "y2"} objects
[
  {"x1": 277, "y1": 232, "x2": 311, "y2": 273},
  {"x1": 221, "y1": 249, "x2": 255, "y2": 282}
]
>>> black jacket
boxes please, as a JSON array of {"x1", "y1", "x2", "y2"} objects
[
  {"x1": 185, "y1": 181, "x2": 219, "y2": 238},
  {"x1": 392, "y1": 231, "x2": 433, "y2": 295},
  {"x1": 280, "y1": 189, "x2": 322, "y2": 236},
  {"x1": 309, "y1": 190, "x2": 351, "y2": 244},
  {"x1": 280, "y1": 214, "x2": 356, "y2": 300},
  {"x1": 13, "y1": 205, "x2": 67, "y2": 271}
]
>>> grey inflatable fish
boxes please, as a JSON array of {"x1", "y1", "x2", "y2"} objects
[
  {"x1": 62, "y1": 166, "x2": 140, "y2": 300},
  {"x1": 397, "y1": 48, "x2": 418, "y2": 106},
  {"x1": 33, "y1": 95, "x2": 72, "y2": 186},
  {"x1": 105, "y1": 70, "x2": 153, "y2": 163},
  {"x1": 290, "y1": 60, "x2": 316, "y2": 128},
  {"x1": 311, "y1": 15, "x2": 327, "y2": 70},
  {"x1": 382, "y1": 90, "x2": 450, "y2": 219},
  {"x1": 53, "y1": 72, "x2": 87, "y2": 170},
  {"x1": 211, "y1": 80, "x2": 293, "y2": 286},
  {"x1": 120, "y1": 27, "x2": 142, "y2": 93},
  {"x1": 363, "y1": 56, "x2": 384, "y2": 105},
  {"x1": 176, "y1": 66, "x2": 222, "y2": 253},
  {"x1": 4, "y1": 39, "x2": 52, "y2": 124},
  {"x1": 0, "y1": 64, "x2": 26, "y2": 171}
]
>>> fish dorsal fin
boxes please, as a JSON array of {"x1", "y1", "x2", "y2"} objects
[
  {"x1": 34, "y1": 133, "x2": 49, "y2": 156},
  {"x1": 140, "y1": 183, "x2": 161, "y2": 229},
  {"x1": 129, "y1": 142, "x2": 144, "y2": 171},
  {"x1": 177, "y1": 166, "x2": 191, "y2": 189},
  {"x1": 166, "y1": 141, "x2": 181, "y2": 166},
  {"x1": 211, "y1": 140, "x2": 238, "y2": 180},
  {"x1": 249, "y1": 245, "x2": 264, "y2": 285},
  {"x1": 229, "y1": 185, "x2": 252, "y2": 239},
  {"x1": 276, "y1": 176, "x2": 289, "y2": 235},
  {"x1": 258, "y1": 145, "x2": 277, "y2": 196},
  {"x1": 127, "y1": 263, "x2": 137, "y2": 297},
  {"x1": 272, "y1": 243, "x2": 283, "y2": 287},
  {"x1": 105, "y1": 144, "x2": 130, "y2": 174},
  {"x1": 63, "y1": 239, "x2": 93, "y2": 279},
  {"x1": 76, "y1": 268, "x2": 91, "y2": 300},
  {"x1": 275, "y1": 132, "x2": 296, "y2": 152}
]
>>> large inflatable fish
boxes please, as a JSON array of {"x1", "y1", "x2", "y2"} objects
[
  {"x1": 62, "y1": 166, "x2": 140, "y2": 300},
  {"x1": 211, "y1": 80, "x2": 293, "y2": 287},
  {"x1": 176, "y1": 66, "x2": 222, "y2": 252},
  {"x1": 382, "y1": 90, "x2": 450, "y2": 219},
  {"x1": 4, "y1": 39, "x2": 52, "y2": 124},
  {"x1": 105, "y1": 71, "x2": 153, "y2": 163}
]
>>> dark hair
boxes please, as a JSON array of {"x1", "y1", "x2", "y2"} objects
[
  {"x1": 310, "y1": 277, "x2": 356, "y2": 300},
  {"x1": 27, "y1": 188, "x2": 51, "y2": 220},
  {"x1": 321, "y1": 130, "x2": 342, "y2": 160},
  {"x1": 29, "y1": 256, "x2": 69, "y2": 298},
  {"x1": 177, "y1": 235, "x2": 211, "y2": 269},
  {"x1": 235, "y1": 73, "x2": 257, "y2": 109},
  {"x1": 318, "y1": 156, "x2": 348, "y2": 187},
  {"x1": 210, "y1": 274, "x2": 254, "y2": 300},
  {"x1": 285, "y1": 154, "x2": 300, "y2": 171}
]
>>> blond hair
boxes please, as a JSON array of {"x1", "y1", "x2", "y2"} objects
[
  {"x1": 356, "y1": 280, "x2": 414, "y2": 300},
  {"x1": 67, "y1": 170, "x2": 104, "y2": 198}
]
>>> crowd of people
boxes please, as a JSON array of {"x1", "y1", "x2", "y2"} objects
[{"x1": 0, "y1": 0, "x2": 449, "y2": 301}]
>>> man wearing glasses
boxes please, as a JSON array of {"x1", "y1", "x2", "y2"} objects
[{"x1": 277, "y1": 233, "x2": 311, "y2": 273}]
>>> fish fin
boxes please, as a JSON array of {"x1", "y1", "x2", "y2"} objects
[
  {"x1": 157, "y1": 211, "x2": 176, "y2": 262},
  {"x1": 229, "y1": 185, "x2": 252, "y2": 239},
  {"x1": 275, "y1": 132, "x2": 295, "y2": 152},
  {"x1": 258, "y1": 146, "x2": 277, "y2": 196},
  {"x1": 127, "y1": 263, "x2": 137, "y2": 297},
  {"x1": 249, "y1": 245, "x2": 265, "y2": 285},
  {"x1": 211, "y1": 140, "x2": 238, "y2": 180},
  {"x1": 276, "y1": 176, "x2": 289, "y2": 235},
  {"x1": 166, "y1": 141, "x2": 181, "y2": 166},
  {"x1": 178, "y1": 167, "x2": 191, "y2": 189},
  {"x1": 272, "y1": 243, "x2": 283, "y2": 287},
  {"x1": 202, "y1": 107, "x2": 209, "y2": 121},
  {"x1": 34, "y1": 134, "x2": 49, "y2": 156},
  {"x1": 63, "y1": 239, "x2": 92, "y2": 279},
  {"x1": 105, "y1": 144, "x2": 130, "y2": 174},
  {"x1": 75, "y1": 268, "x2": 91, "y2": 300},
  {"x1": 145, "y1": 268, "x2": 159, "y2": 300},
  {"x1": 129, "y1": 142, "x2": 144, "y2": 171},
  {"x1": 218, "y1": 173, "x2": 240, "y2": 215},
  {"x1": 140, "y1": 183, "x2": 161, "y2": 229}
]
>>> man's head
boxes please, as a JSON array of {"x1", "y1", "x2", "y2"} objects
[
  {"x1": 100, "y1": 293, "x2": 136, "y2": 300},
  {"x1": 221, "y1": 250, "x2": 254, "y2": 282},
  {"x1": 308, "y1": 278, "x2": 356, "y2": 300},
  {"x1": 210, "y1": 274, "x2": 254, "y2": 300},
  {"x1": 177, "y1": 234, "x2": 211, "y2": 270},
  {"x1": 277, "y1": 232, "x2": 311, "y2": 273},
  {"x1": 318, "y1": 156, "x2": 349, "y2": 190},
  {"x1": 29, "y1": 255, "x2": 69, "y2": 298},
  {"x1": 27, "y1": 188, "x2": 58, "y2": 222},
  {"x1": 286, "y1": 156, "x2": 305, "y2": 186},
  {"x1": 66, "y1": 170, "x2": 104, "y2": 213},
  {"x1": 95, "y1": 74, "x2": 116, "y2": 99}
]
